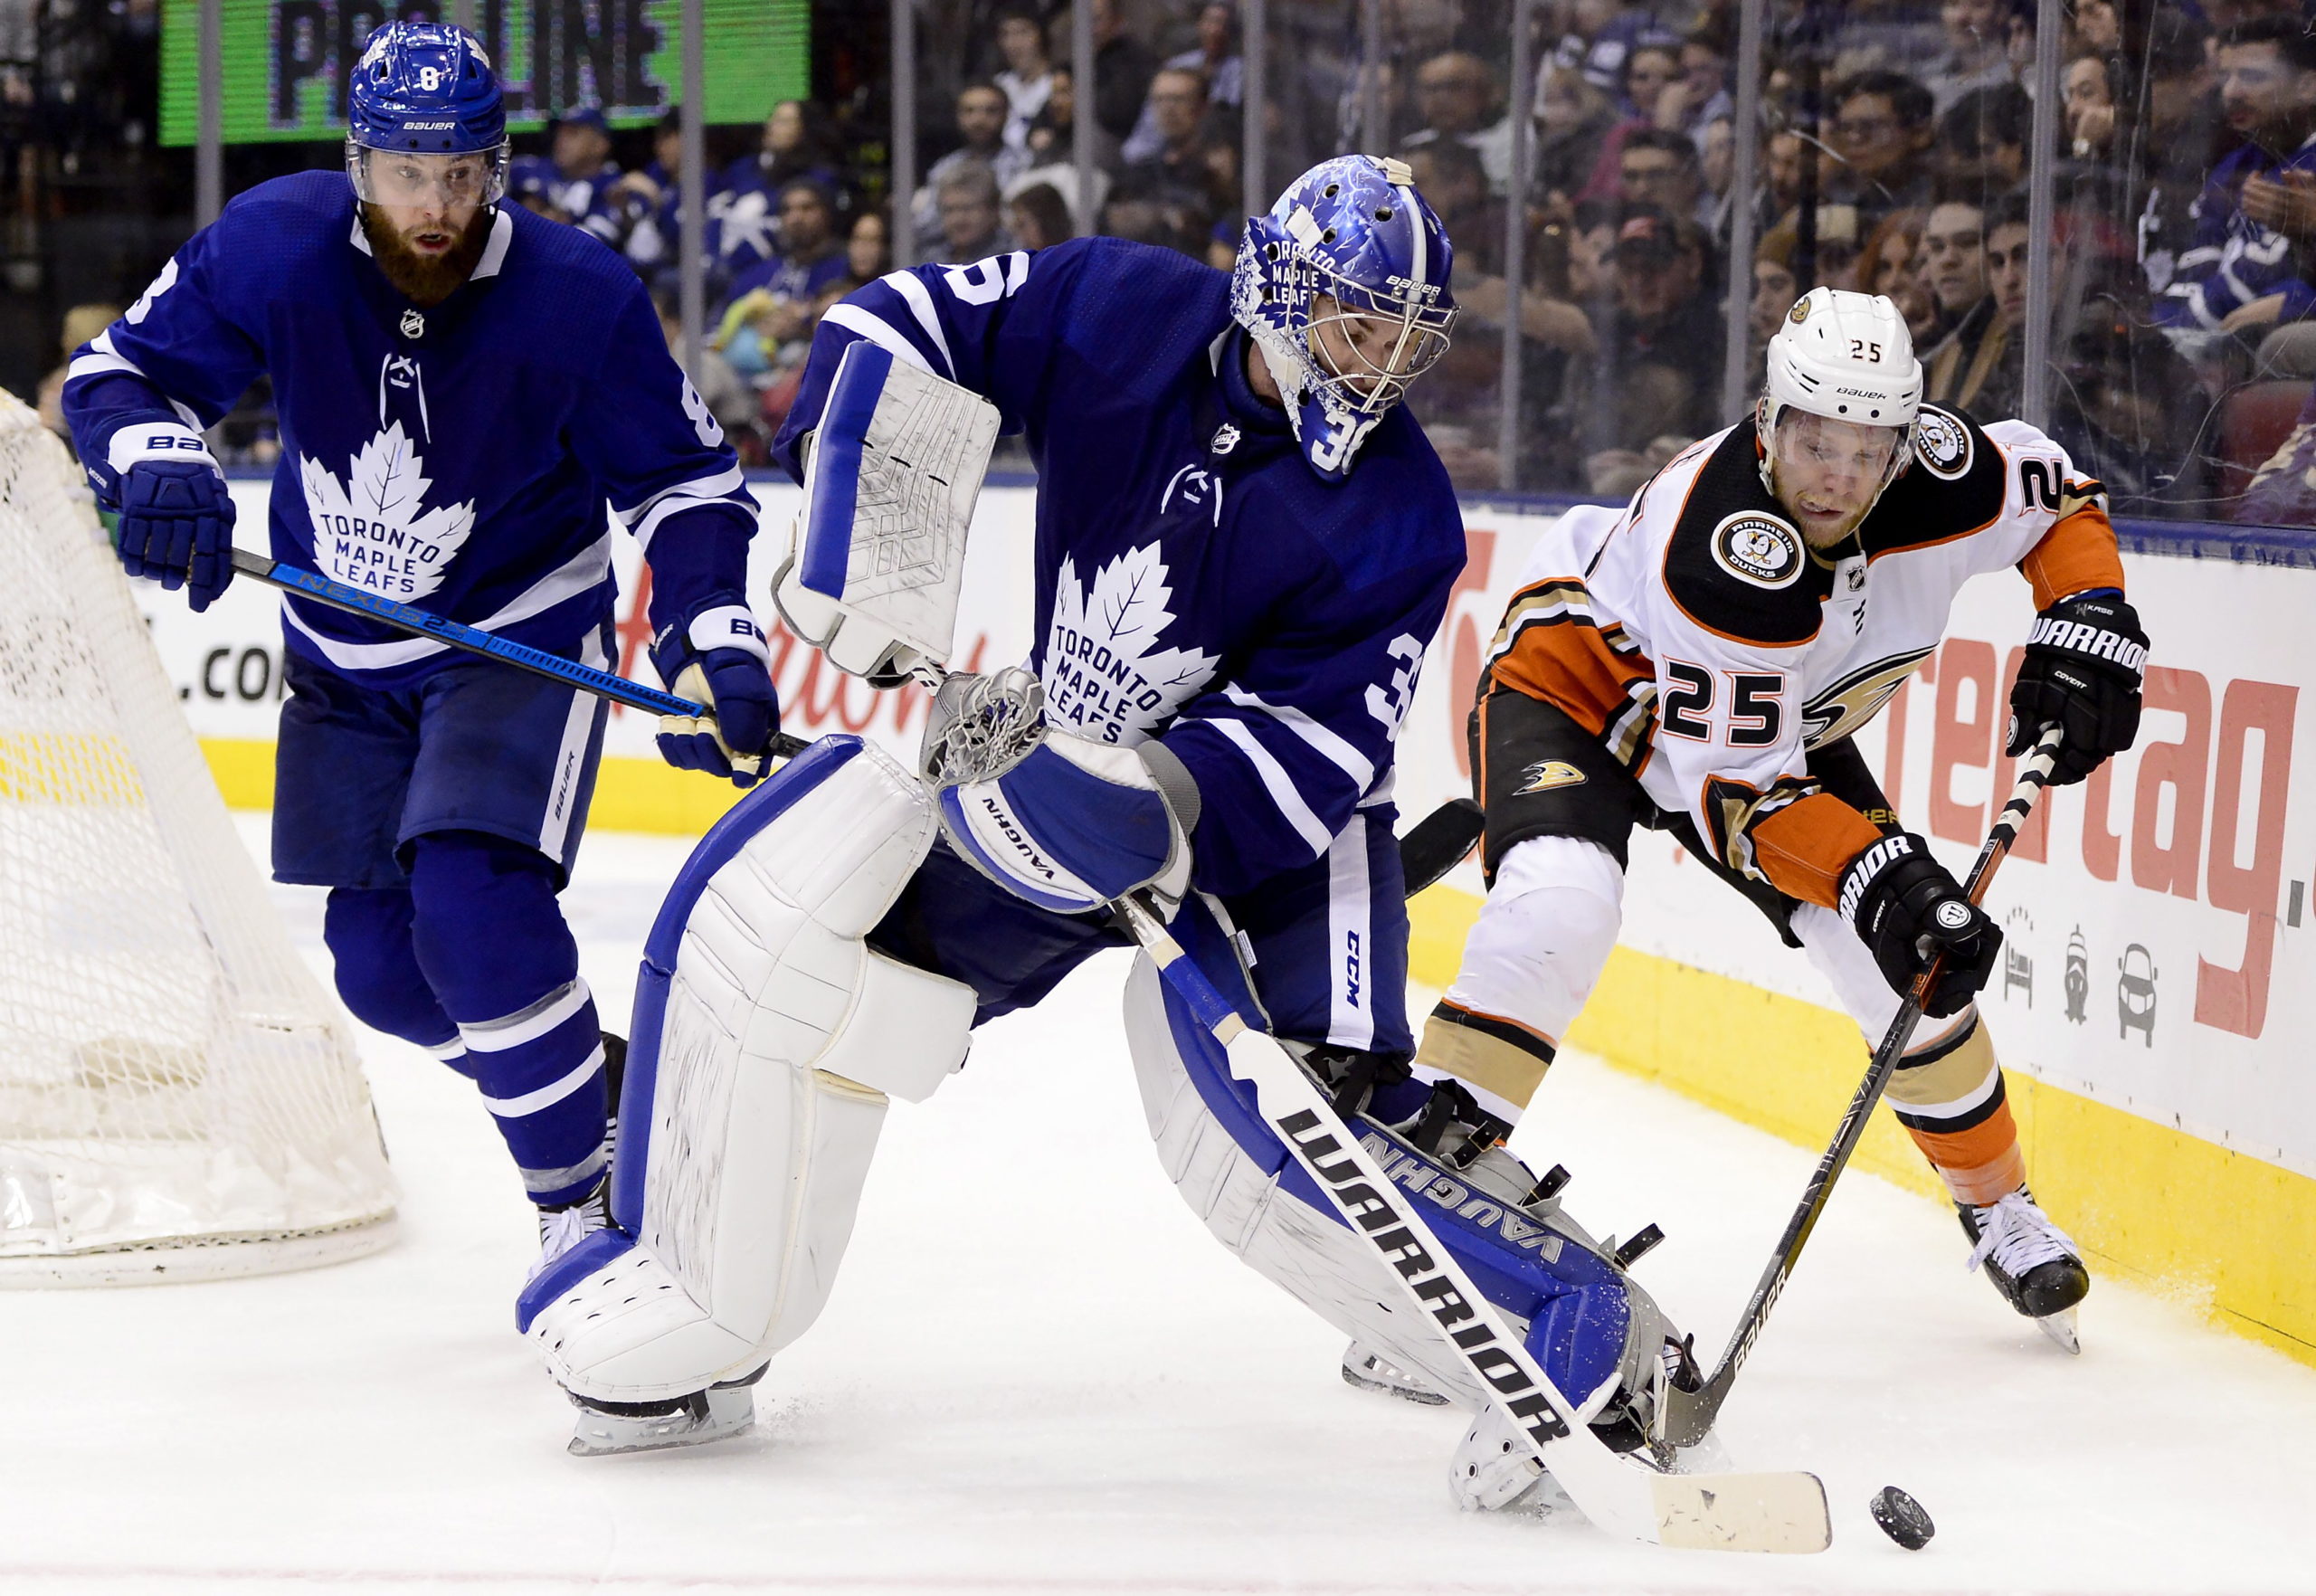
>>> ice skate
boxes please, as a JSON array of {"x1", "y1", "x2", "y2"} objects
[
  {"x1": 1447, "y1": 1404, "x2": 1576, "y2": 1516},
  {"x1": 1960, "y1": 1187, "x2": 2088, "y2": 1354},
  {"x1": 1340, "y1": 1339, "x2": 1448, "y2": 1405},
  {"x1": 566, "y1": 1364, "x2": 765, "y2": 1457},
  {"x1": 524, "y1": 1033, "x2": 625, "y2": 1287}
]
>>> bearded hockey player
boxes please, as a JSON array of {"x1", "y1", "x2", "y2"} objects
[
  {"x1": 521, "y1": 157, "x2": 1707, "y2": 1496},
  {"x1": 1403, "y1": 287, "x2": 2143, "y2": 1392},
  {"x1": 61, "y1": 24, "x2": 774, "y2": 1282}
]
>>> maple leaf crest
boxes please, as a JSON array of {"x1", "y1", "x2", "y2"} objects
[
  {"x1": 299, "y1": 423, "x2": 477, "y2": 602},
  {"x1": 1041, "y1": 544, "x2": 1220, "y2": 745}
]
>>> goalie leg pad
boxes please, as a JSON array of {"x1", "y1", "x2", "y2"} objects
[
  {"x1": 1123, "y1": 907, "x2": 1678, "y2": 1428},
  {"x1": 523, "y1": 737, "x2": 977, "y2": 1401}
]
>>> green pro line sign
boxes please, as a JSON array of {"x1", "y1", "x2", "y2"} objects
[{"x1": 161, "y1": 0, "x2": 807, "y2": 145}]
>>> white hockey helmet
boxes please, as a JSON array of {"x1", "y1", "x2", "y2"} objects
[{"x1": 1757, "y1": 286, "x2": 1922, "y2": 500}]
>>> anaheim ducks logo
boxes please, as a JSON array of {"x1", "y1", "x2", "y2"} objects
[
  {"x1": 1513, "y1": 759, "x2": 1588, "y2": 794},
  {"x1": 1913, "y1": 404, "x2": 1972, "y2": 479},
  {"x1": 1789, "y1": 297, "x2": 1811, "y2": 323},
  {"x1": 1711, "y1": 511, "x2": 1803, "y2": 589}
]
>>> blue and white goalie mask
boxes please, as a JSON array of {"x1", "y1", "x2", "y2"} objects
[
  {"x1": 343, "y1": 21, "x2": 509, "y2": 208},
  {"x1": 1230, "y1": 155, "x2": 1458, "y2": 482}
]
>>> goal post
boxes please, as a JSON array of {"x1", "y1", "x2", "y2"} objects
[{"x1": 0, "y1": 394, "x2": 398, "y2": 1284}]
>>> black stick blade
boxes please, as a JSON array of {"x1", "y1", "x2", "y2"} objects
[{"x1": 1398, "y1": 798, "x2": 1485, "y2": 897}]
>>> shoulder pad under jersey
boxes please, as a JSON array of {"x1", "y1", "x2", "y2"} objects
[
  {"x1": 1659, "y1": 429, "x2": 1829, "y2": 648},
  {"x1": 1858, "y1": 403, "x2": 2008, "y2": 556}
]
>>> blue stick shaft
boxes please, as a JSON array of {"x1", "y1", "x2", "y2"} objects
[{"x1": 229, "y1": 547, "x2": 809, "y2": 758}]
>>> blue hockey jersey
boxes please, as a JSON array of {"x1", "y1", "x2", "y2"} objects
[
  {"x1": 773, "y1": 239, "x2": 1466, "y2": 897},
  {"x1": 62, "y1": 172, "x2": 757, "y2": 688}
]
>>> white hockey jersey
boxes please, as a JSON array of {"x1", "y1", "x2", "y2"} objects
[{"x1": 1485, "y1": 404, "x2": 2125, "y2": 907}]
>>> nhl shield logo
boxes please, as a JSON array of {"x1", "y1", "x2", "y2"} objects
[
  {"x1": 399, "y1": 308, "x2": 426, "y2": 340},
  {"x1": 1711, "y1": 511, "x2": 1803, "y2": 589},
  {"x1": 1210, "y1": 422, "x2": 1241, "y2": 456},
  {"x1": 1513, "y1": 759, "x2": 1588, "y2": 794}
]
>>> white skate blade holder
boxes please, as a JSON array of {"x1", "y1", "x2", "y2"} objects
[
  {"x1": 780, "y1": 342, "x2": 1001, "y2": 682},
  {"x1": 567, "y1": 1384, "x2": 756, "y2": 1458},
  {"x1": 1117, "y1": 894, "x2": 1833, "y2": 1555}
]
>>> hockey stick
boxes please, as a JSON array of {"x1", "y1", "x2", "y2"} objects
[
  {"x1": 1112, "y1": 888, "x2": 1831, "y2": 1553},
  {"x1": 1654, "y1": 725, "x2": 2065, "y2": 1450},
  {"x1": 1397, "y1": 795, "x2": 1485, "y2": 896},
  {"x1": 227, "y1": 548, "x2": 811, "y2": 766}
]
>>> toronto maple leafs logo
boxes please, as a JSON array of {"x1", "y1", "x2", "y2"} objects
[
  {"x1": 299, "y1": 423, "x2": 477, "y2": 601},
  {"x1": 1042, "y1": 545, "x2": 1220, "y2": 745}
]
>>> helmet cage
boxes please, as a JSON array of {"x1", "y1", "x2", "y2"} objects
[{"x1": 346, "y1": 139, "x2": 510, "y2": 209}]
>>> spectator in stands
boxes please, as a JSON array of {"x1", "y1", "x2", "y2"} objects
[
  {"x1": 1618, "y1": 38, "x2": 1682, "y2": 123},
  {"x1": 1015, "y1": 66, "x2": 1111, "y2": 222},
  {"x1": 1699, "y1": 115, "x2": 1737, "y2": 231},
  {"x1": 1115, "y1": 67, "x2": 1225, "y2": 219},
  {"x1": 1618, "y1": 128, "x2": 1707, "y2": 227},
  {"x1": 2133, "y1": 10, "x2": 2219, "y2": 309},
  {"x1": 717, "y1": 100, "x2": 847, "y2": 279},
  {"x1": 1749, "y1": 225, "x2": 1799, "y2": 371},
  {"x1": 1404, "y1": 52, "x2": 1514, "y2": 195},
  {"x1": 992, "y1": 5, "x2": 1056, "y2": 156},
  {"x1": 508, "y1": 107, "x2": 619, "y2": 229},
  {"x1": 1922, "y1": 0, "x2": 2017, "y2": 113},
  {"x1": 1655, "y1": 20, "x2": 1732, "y2": 143},
  {"x1": 1532, "y1": 58, "x2": 1619, "y2": 206},
  {"x1": 1098, "y1": 194, "x2": 1207, "y2": 259},
  {"x1": 1827, "y1": 71, "x2": 1937, "y2": 218},
  {"x1": 1858, "y1": 207, "x2": 1937, "y2": 343},
  {"x1": 1919, "y1": 196, "x2": 1989, "y2": 341},
  {"x1": 2157, "y1": 17, "x2": 2316, "y2": 340},
  {"x1": 1007, "y1": 182, "x2": 1076, "y2": 252},
  {"x1": 1756, "y1": 127, "x2": 1819, "y2": 238},
  {"x1": 1125, "y1": 1, "x2": 1243, "y2": 164},
  {"x1": 1083, "y1": 0, "x2": 1157, "y2": 146},
  {"x1": 915, "y1": 83, "x2": 1029, "y2": 246},
  {"x1": 1935, "y1": 82, "x2": 2033, "y2": 195},
  {"x1": 840, "y1": 209, "x2": 890, "y2": 292},
  {"x1": 1405, "y1": 138, "x2": 1503, "y2": 276},
  {"x1": 931, "y1": 160, "x2": 1017, "y2": 267},
  {"x1": 2051, "y1": 290, "x2": 2210, "y2": 508},
  {"x1": 1925, "y1": 193, "x2": 2026, "y2": 418},
  {"x1": 2063, "y1": 51, "x2": 2120, "y2": 162},
  {"x1": 1590, "y1": 204, "x2": 1724, "y2": 463},
  {"x1": 716, "y1": 179, "x2": 850, "y2": 385}
]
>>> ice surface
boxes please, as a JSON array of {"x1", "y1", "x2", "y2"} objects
[{"x1": 0, "y1": 819, "x2": 2310, "y2": 1594}]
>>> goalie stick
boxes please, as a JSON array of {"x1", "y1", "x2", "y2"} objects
[{"x1": 1654, "y1": 726, "x2": 2065, "y2": 1450}]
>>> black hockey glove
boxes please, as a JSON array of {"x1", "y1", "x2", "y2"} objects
[
  {"x1": 2007, "y1": 592, "x2": 2146, "y2": 785},
  {"x1": 1838, "y1": 833, "x2": 2001, "y2": 1019},
  {"x1": 650, "y1": 602, "x2": 779, "y2": 788}
]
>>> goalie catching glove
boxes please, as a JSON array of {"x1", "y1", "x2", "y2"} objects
[
  {"x1": 108, "y1": 423, "x2": 236, "y2": 613},
  {"x1": 923, "y1": 668, "x2": 1199, "y2": 916},
  {"x1": 1839, "y1": 832, "x2": 2001, "y2": 1018},
  {"x1": 2008, "y1": 591, "x2": 2146, "y2": 786},
  {"x1": 650, "y1": 602, "x2": 778, "y2": 787}
]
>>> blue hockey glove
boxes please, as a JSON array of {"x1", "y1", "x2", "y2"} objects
[
  {"x1": 110, "y1": 424, "x2": 235, "y2": 613},
  {"x1": 650, "y1": 603, "x2": 778, "y2": 787},
  {"x1": 923, "y1": 668, "x2": 1199, "y2": 916}
]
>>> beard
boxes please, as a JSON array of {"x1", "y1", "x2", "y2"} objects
[{"x1": 361, "y1": 203, "x2": 493, "y2": 308}]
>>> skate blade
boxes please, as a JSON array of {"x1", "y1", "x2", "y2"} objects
[
  {"x1": 568, "y1": 1387, "x2": 755, "y2": 1457},
  {"x1": 2034, "y1": 1306, "x2": 2082, "y2": 1355},
  {"x1": 1341, "y1": 1356, "x2": 1449, "y2": 1406}
]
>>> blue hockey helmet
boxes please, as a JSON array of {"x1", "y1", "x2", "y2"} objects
[
  {"x1": 1230, "y1": 155, "x2": 1459, "y2": 481},
  {"x1": 345, "y1": 22, "x2": 508, "y2": 205}
]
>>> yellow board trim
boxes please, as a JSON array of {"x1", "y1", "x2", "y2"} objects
[
  {"x1": 199, "y1": 740, "x2": 748, "y2": 836},
  {"x1": 1410, "y1": 884, "x2": 2316, "y2": 1369}
]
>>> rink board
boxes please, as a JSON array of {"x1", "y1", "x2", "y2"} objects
[{"x1": 160, "y1": 477, "x2": 2315, "y2": 1367}]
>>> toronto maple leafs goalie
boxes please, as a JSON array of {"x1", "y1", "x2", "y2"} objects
[
  {"x1": 520, "y1": 155, "x2": 1707, "y2": 1502},
  {"x1": 61, "y1": 24, "x2": 774, "y2": 1282}
]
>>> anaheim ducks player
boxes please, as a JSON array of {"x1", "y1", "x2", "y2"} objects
[{"x1": 1378, "y1": 288, "x2": 2145, "y2": 1389}]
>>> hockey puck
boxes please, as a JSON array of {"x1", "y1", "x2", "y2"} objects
[{"x1": 1869, "y1": 1486, "x2": 1934, "y2": 1550}]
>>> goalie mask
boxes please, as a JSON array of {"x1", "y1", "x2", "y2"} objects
[
  {"x1": 1230, "y1": 155, "x2": 1459, "y2": 483},
  {"x1": 344, "y1": 22, "x2": 509, "y2": 209}
]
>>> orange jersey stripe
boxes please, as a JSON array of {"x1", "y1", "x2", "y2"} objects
[
  {"x1": 1488, "y1": 594, "x2": 1655, "y2": 741},
  {"x1": 2020, "y1": 505, "x2": 2125, "y2": 610},
  {"x1": 1748, "y1": 790, "x2": 1886, "y2": 908}
]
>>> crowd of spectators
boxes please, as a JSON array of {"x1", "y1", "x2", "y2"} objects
[{"x1": 25, "y1": 0, "x2": 2316, "y2": 526}]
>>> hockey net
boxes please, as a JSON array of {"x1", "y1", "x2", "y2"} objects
[{"x1": 0, "y1": 394, "x2": 397, "y2": 1284}]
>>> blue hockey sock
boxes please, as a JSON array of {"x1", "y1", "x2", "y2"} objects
[
  {"x1": 407, "y1": 831, "x2": 609, "y2": 1207},
  {"x1": 322, "y1": 887, "x2": 468, "y2": 1074}
]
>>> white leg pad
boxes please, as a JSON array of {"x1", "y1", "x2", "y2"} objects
[{"x1": 526, "y1": 739, "x2": 977, "y2": 1401}]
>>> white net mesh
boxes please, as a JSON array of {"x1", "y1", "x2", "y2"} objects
[{"x1": 0, "y1": 394, "x2": 396, "y2": 1284}]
